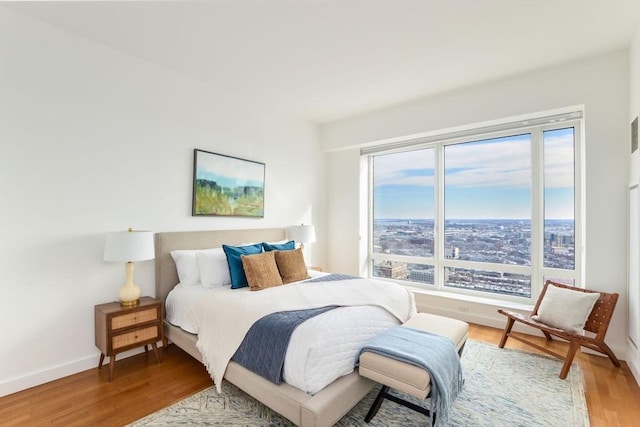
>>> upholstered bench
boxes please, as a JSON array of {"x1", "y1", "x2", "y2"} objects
[{"x1": 358, "y1": 313, "x2": 469, "y2": 424}]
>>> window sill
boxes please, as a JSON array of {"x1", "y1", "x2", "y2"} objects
[{"x1": 404, "y1": 285, "x2": 534, "y2": 313}]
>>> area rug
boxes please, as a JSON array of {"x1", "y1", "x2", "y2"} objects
[{"x1": 129, "y1": 340, "x2": 589, "y2": 426}]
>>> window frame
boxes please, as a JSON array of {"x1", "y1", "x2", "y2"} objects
[{"x1": 365, "y1": 111, "x2": 583, "y2": 305}]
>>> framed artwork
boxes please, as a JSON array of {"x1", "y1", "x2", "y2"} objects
[{"x1": 192, "y1": 149, "x2": 265, "y2": 217}]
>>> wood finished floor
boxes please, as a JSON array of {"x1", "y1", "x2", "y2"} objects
[{"x1": 1, "y1": 323, "x2": 638, "y2": 426}]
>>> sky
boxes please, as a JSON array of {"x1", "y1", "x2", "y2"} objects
[
  {"x1": 196, "y1": 150, "x2": 265, "y2": 188},
  {"x1": 373, "y1": 128, "x2": 575, "y2": 220}
]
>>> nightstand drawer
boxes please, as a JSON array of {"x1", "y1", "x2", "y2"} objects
[
  {"x1": 112, "y1": 325, "x2": 159, "y2": 350},
  {"x1": 111, "y1": 308, "x2": 157, "y2": 330}
]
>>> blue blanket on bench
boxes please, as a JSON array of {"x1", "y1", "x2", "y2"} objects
[
  {"x1": 359, "y1": 326, "x2": 463, "y2": 426},
  {"x1": 232, "y1": 306, "x2": 337, "y2": 384}
]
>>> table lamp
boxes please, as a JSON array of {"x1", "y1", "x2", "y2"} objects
[
  {"x1": 103, "y1": 228, "x2": 155, "y2": 307},
  {"x1": 287, "y1": 224, "x2": 316, "y2": 250}
]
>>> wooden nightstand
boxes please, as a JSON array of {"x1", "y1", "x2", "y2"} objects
[
  {"x1": 308, "y1": 266, "x2": 323, "y2": 272},
  {"x1": 95, "y1": 296, "x2": 163, "y2": 381}
]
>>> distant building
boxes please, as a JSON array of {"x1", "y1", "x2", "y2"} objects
[
  {"x1": 375, "y1": 262, "x2": 409, "y2": 280},
  {"x1": 410, "y1": 268, "x2": 434, "y2": 284},
  {"x1": 445, "y1": 246, "x2": 459, "y2": 259}
]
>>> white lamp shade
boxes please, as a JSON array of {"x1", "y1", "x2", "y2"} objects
[
  {"x1": 104, "y1": 230, "x2": 155, "y2": 262},
  {"x1": 288, "y1": 224, "x2": 316, "y2": 245}
]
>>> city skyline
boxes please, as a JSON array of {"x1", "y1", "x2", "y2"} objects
[{"x1": 373, "y1": 217, "x2": 575, "y2": 297}]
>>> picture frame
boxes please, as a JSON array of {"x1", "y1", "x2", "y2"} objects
[{"x1": 192, "y1": 149, "x2": 265, "y2": 217}]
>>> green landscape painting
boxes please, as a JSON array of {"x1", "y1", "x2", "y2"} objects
[{"x1": 192, "y1": 149, "x2": 265, "y2": 217}]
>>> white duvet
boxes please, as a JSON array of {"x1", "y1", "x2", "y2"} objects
[
  {"x1": 169, "y1": 275, "x2": 416, "y2": 394},
  {"x1": 283, "y1": 304, "x2": 399, "y2": 393}
]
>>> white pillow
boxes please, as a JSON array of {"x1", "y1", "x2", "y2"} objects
[
  {"x1": 264, "y1": 239, "x2": 289, "y2": 245},
  {"x1": 197, "y1": 248, "x2": 232, "y2": 288},
  {"x1": 532, "y1": 284, "x2": 600, "y2": 333},
  {"x1": 170, "y1": 249, "x2": 203, "y2": 287}
]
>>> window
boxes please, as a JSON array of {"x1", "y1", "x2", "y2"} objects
[{"x1": 367, "y1": 111, "x2": 581, "y2": 304}]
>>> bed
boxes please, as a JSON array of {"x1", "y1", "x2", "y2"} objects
[{"x1": 155, "y1": 228, "x2": 415, "y2": 427}]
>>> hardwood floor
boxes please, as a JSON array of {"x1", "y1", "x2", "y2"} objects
[{"x1": 1, "y1": 323, "x2": 638, "y2": 426}]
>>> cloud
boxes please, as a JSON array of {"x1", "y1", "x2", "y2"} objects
[
  {"x1": 544, "y1": 133, "x2": 574, "y2": 188},
  {"x1": 373, "y1": 131, "x2": 574, "y2": 190}
]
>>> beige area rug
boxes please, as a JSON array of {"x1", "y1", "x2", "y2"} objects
[{"x1": 129, "y1": 340, "x2": 589, "y2": 426}]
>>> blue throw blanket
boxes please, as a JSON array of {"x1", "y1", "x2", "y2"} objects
[
  {"x1": 359, "y1": 326, "x2": 463, "y2": 426},
  {"x1": 305, "y1": 273, "x2": 359, "y2": 283},
  {"x1": 231, "y1": 306, "x2": 337, "y2": 383}
]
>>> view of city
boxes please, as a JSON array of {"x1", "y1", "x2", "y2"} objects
[{"x1": 372, "y1": 218, "x2": 575, "y2": 298}]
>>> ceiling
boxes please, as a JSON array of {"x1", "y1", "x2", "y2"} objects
[{"x1": 5, "y1": 1, "x2": 640, "y2": 124}]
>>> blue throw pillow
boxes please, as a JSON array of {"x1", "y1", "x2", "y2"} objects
[
  {"x1": 262, "y1": 240, "x2": 295, "y2": 252},
  {"x1": 222, "y1": 243, "x2": 264, "y2": 289}
]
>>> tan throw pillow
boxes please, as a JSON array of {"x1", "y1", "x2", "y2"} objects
[
  {"x1": 275, "y1": 248, "x2": 310, "y2": 284},
  {"x1": 241, "y1": 251, "x2": 283, "y2": 291}
]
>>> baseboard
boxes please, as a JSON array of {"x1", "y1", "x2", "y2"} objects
[
  {"x1": 630, "y1": 362, "x2": 640, "y2": 385},
  {"x1": 0, "y1": 354, "x2": 98, "y2": 398},
  {"x1": 627, "y1": 340, "x2": 640, "y2": 386},
  {"x1": 0, "y1": 345, "x2": 160, "y2": 398}
]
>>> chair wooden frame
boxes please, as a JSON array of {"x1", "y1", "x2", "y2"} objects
[{"x1": 498, "y1": 280, "x2": 620, "y2": 379}]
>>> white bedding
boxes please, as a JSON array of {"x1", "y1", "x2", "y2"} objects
[
  {"x1": 167, "y1": 273, "x2": 416, "y2": 394},
  {"x1": 283, "y1": 304, "x2": 399, "y2": 393},
  {"x1": 166, "y1": 270, "x2": 328, "y2": 333},
  {"x1": 166, "y1": 284, "x2": 212, "y2": 334}
]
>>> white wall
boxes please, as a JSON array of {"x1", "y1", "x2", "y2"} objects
[
  {"x1": 0, "y1": 8, "x2": 326, "y2": 396},
  {"x1": 321, "y1": 51, "x2": 631, "y2": 360}
]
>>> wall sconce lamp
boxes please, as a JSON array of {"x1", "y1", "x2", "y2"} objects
[{"x1": 103, "y1": 228, "x2": 155, "y2": 307}]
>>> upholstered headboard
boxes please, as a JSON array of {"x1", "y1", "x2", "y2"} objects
[{"x1": 154, "y1": 228, "x2": 286, "y2": 304}]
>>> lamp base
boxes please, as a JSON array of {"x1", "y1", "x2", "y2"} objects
[{"x1": 118, "y1": 262, "x2": 142, "y2": 307}]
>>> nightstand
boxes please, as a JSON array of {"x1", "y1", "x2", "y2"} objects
[
  {"x1": 95, "y1": 296, "x2": 163, "y2": 381},
  {"x1": 308, "y1": 266, "x2": 323, "y2": 272}
]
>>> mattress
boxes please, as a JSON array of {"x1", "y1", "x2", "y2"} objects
[{"x1": 165, "y1": 272, "x2": 401, "y2": 394}]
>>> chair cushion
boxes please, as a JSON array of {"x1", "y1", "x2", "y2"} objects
[{"x1": 532, "y1": 284, "x2": 600, "y2": 333}]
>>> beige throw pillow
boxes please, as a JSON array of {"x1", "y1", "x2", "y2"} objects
[
  {"x1": 275, "y1": 248, "x2": 310, "y2": 283},
  {"x1": 532, "y1": 283, "x2": 600, "y2": 333},
  {"x1": 241, "y1": 251, "x2": 283, "y2": 291}
]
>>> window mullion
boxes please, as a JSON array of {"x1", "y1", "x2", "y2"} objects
[
  {"x1": 530, "y1": 128, "x2": 544, "y2": 298},
  {"x1": 435, "y1": 143, "x2": 444, "y2": 290}
]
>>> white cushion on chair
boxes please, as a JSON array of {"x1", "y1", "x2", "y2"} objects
[{"x1": 532, "y1": 284, "x2": 600, "y2": 333}]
